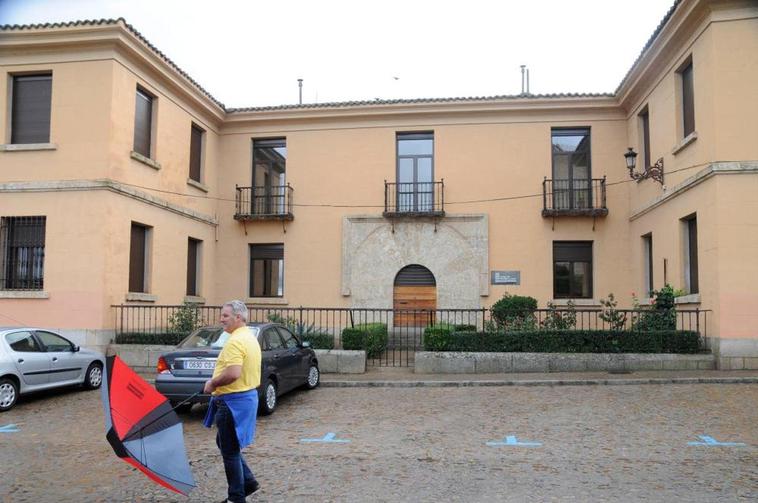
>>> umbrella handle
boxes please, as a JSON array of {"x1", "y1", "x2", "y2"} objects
[{"x1": 170, "y1": 392, "x2": 201, "y2": 411}]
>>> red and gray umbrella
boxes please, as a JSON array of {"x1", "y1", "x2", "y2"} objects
[{"x1": 101, "y1": 355, "x2": 196, "y2": 495}]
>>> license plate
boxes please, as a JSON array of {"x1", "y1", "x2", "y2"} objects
[{"x1": 184, "y1": 360, "x2": 215, "y2": 370}]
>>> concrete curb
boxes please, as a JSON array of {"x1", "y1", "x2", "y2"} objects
[{"x1": 321, "y1": 377, "x2": 758, "y2": 388}]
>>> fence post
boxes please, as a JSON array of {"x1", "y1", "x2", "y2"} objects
[
  {"x1": 299, "y1": 306, "x2": 304, "y2": 328},
  {"x1": 481, "y1": 307, "x2": 486, "y2": 331}
]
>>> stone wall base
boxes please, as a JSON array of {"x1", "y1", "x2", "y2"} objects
[{"x1": 415, "y1": 352, "x2": 716, "y2": 374}]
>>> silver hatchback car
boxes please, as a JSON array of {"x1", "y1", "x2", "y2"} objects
[{"x1": 0, "y1": 327, "x2": 105, "y2": 412}]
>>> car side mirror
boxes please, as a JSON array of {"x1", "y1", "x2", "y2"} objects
[
  {"x1": 301, "y1": 341, "x2": 311, "y2": 348},
  {"x1": 72, "y1": 345, "x2": 80, "y2": 352}
]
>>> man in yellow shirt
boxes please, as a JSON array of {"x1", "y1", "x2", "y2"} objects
[{"x1": 203, "y1": 300, "x2": 262, "y2": 503}]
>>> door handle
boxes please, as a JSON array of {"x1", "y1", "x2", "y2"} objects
[
  {"x1": 52, "y1": 357, "x2": 58, "y2": 362},
  {"x1": 18, "y1": 358, "x2": 24, "y2": 363}
]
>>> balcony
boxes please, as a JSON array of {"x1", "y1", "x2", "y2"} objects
[
  {"x1": 383, "y1": 180, "x2": 445, "y2": 218},
  {"x1": 234, "y1": 184, "x2": 294, "y2": 221},
  {"x1": 542, "y1": 177, "x2": 608, "y2": 217}
]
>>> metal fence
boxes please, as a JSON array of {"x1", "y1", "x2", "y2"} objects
[
  {"x1": 112, "y1": 305, "x2": 709, "y2": 367},
  {"x1": 384, "y1": 180, "x2": 445, "y2": 216},
  {"x1": 234, "y1": 184, "x2": 294, "y2": 219},
  {"x1": 542, "y1": 177, "x2": 607, "y2": 215}
]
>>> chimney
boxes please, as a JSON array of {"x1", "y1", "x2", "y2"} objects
[{"x1": 297, "y1": 78, "x2": 303, "y2": 104}]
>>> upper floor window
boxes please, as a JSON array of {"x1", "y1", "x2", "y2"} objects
[
  {"x1": 11, "y1": 74, "x2": 52, "y2": 144},
  {"x1": 189, "y1": 123, "x2": 205, "y2": 183},
  {"x1": 638, "y1": 107, "x2": 651, "y2": 169},
  {"x1": 553, "y1": 241, "x2": 593, "y2": 299},
  {"x1": 133, "y1": 87, "x2": 154, "y2": 158},
  {"x1": 551, "y1": 128, "x2": 591, "y2": 210},
  {"x1": 0, "y1": 216, "x2": 46, "y2": 290},
  {"x1": 252, "y1": 139, "x2": 287, "y2": 214},
  {"x1": 679, "y1": 60, "x2": 695, "y2": 138},
  {"x1": 396, "y1": 132, "x2": 434, "y2": 212},
  {"x1": 249, "y1": 243, "x2": 283, "y2": 297}
]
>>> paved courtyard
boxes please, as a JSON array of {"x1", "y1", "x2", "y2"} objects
[{"x1": 1, "y1": 383, "x2": 756, "y2": 502}]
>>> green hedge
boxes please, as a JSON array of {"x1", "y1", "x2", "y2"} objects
[
  {"x1": 115, "y1": 332, "x2": 184, "y2": 345},
  {"x1": 302, "y1": 332, "x2": 335, "y2": 350},
  {"x1": 423, "y1": 329, "x2": 701, "y2": 354},
  {"x1": 342, "y1": 323, "x2": 388, "y2": 358}
]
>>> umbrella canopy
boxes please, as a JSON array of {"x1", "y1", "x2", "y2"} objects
[{"x1": 101, "y1": 355, "x2": 196, "y2": 495}]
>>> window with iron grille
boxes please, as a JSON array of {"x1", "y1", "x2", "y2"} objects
[
  {"x1": 249, "y1": 244, "x2": 283, "y2": 297},
  {"x1": 11, "y1": 74, "x2": 52, "y2": 144},
  {"x1": 553, "y1": 241, "x2": 593, "y2": 299},
  {"x1": 0, "y1": 216, "x2": 46, "y2": 290}
]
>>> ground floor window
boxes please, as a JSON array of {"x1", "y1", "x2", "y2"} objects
[
  {"x1": 0, "y1": 216, "x2": 46, "y2": 290},
  {"x1": 249, "y1": 243, "x2": 283, "y2": 297},
  {"x1": 553, "y1": 241, "x2": 592, "y2": 298},
  {"x1": 129, "y1": 222, "x2": 151, "y2": 293}
]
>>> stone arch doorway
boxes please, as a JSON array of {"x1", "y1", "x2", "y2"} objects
[{"x1": 393, "y1": 264, "x2": 436, "y2": 327}]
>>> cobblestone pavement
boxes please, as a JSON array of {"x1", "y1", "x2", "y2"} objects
[{"x1": 1, "y1": 383, "x2": 756, "y2": 502}]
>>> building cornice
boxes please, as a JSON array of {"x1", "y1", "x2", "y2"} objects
[
  {"x1": 629, "y1": 161, "x2": 758, "y2": 220},
  {"x1": 0, "y1": 179, "x2": 217, "y2": 225}
]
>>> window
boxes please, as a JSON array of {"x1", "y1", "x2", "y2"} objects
[
  {"x1": 10, "y1": 74, "x2": 52, "y2": 144},
  {"x1": 551, "y1": 128, "x2": 591, "y2": 210},
  {"x1": 133, "y1": 87, "x2": 154, "y2": 158},
  {"x1": 263, "y1": 328, "x2": 285, "y2": 350},
  {"x1": 249, "y1": 244, "x2": 283, "y2": 297},
  {"x1": 277, "y1": 327, "x2": 299, "y2": 349},
  {"x1": 396, "y1": 132, "x2": 434, "y2": 212},
  {"x1": 129, "y1": 222, "x2": 151, "y2": 293},
  {"x1": 186, "y1": 238, "x2": 201, "y2": 296},
  {"x1": 680, "y1": 61, "x2": 695, "y2": 138},
  {"x1": 0, "y1": 216, "x2": 46, "y2": 290},
  {"x1": 638, "y1": 107, "x2": 651, "y2": 169},
  {"x1": 683, "y1": 215, "x2": 699, "y2": 294},
  {"x1": 553, "y1": 241, "x2": 593, "y2": 299},
  {"x1": 35, "y1": 331, "x2": 73, "y2": 352},
  {"x1": 643, "y1": 234, "x2": 653, "y2": 297},
  {"x1": 189, "y1": 123, "x2": 204, "y2": 183},
  {"x1": 5, "y1": 331, "x2": 42, "y2": 352},
  {"x1": 252, "y1": 139, "x2": 287, "y2": 214}
]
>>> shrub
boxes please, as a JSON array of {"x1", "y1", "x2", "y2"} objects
[
  {"x1": 599, "y1": 293, "x2": 627, "y2": 330},
  {"x1": 541, "y1": 300, "x2": 577, "y2": 330},
  {"x1": 167, "y1": 302, "x2": 202, "y2": 339},
  {"x1": 267, "y1": 313, "x2": 335, "y2": 349},
  {"x1": 490, "y1": 293, "x2": 538, "y2": 330},
  {"x1": 423, "y1": 329, "x2": 700, "y2": 354},
  {"x1": 633, "y1": 284, "x2": 677, "y2": 331},
  {"x1": 341, "y1": 322, "x2": 387, "y2": 358},
  {"x1": 115, "y1": 332, "x2": 183, "y2": 345}
]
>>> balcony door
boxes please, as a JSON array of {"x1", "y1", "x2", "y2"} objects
[
  {"x1": 252, "y1": 138, "x2": 286, "y2": 215},
  {"x1": 397, "y1": 133, "x2": 433, "y2": 212},
  {"x1": 551, "y1": 128, "x2": 591, "y2": 210}
]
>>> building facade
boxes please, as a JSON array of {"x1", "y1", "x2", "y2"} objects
[{"x1": 1, "y1": 0, "x2": 757, "y2": 367}]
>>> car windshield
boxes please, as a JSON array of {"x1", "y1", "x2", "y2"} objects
[{"x1": 179, "y1": 326, "x2": 259, "y2": 349}]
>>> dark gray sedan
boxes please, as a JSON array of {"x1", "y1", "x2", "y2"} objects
[{"x1": 155, "y1": 322, "x2": 319, "y2": 415}]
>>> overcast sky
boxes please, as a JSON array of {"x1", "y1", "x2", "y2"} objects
[{"x1": 0, "y1": 0, "x2": 675, "y2": 108}]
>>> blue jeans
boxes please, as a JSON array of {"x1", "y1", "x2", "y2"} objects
[{"x1": 215, "y1": 401, "x2": 257, "y2": 502}]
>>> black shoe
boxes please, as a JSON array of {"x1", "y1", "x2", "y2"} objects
[{"x1": 245, "y1": 481, "x2": 260, "y2": 496}]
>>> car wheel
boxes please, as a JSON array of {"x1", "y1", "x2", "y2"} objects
[
  {"x1": 0, "y1": 378, "x2": 19, "y2": 412},
  {"x1": 259, "y1": 378, "x2": 277, "y2": 416},
  {"x1": 84, "y1": 362, "x2": 103, "y2": 389},
  {"x1": 304, "y1": 364, "x2": 320, "y2": 390}
]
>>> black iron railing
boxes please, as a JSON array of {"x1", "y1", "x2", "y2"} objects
[
  {"x1": 542, "y1": 177, "x2": 607, "y2": 217},
  {"x1": 112, "y1": 305, "x2": 708, "y2": 367},
  {"x1": 234, "y1": 184, "x2": 294, "y2": 220},
  {"x1": 384, "y1": 180, "x2": 444, "y2": 217}
]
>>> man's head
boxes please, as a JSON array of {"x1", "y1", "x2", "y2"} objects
[{"x1": 220, "y1": 300, "x2": 248, "y2": 332}]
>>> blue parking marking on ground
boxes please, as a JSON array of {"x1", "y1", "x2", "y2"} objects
[
  {"x1": 0, "y1": 424, "x2": 19, "y2": 433},
  {"x1": 300, "y1": 432, "x2": 350, "y2": 444},
  {"x1": 486, "y1": 435, "x2": 541, "y2": 447},
  {"x1": 687, "y1": 435, "x2": 746, "y2": 447}
]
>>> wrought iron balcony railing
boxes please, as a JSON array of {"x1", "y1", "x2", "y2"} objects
[
  {"x1": 384, "y1": 180, "x2": 445, "y2": 217},
  {"x1": 542, "y1": 177, "x2": 608, "y2": 217},
  {"x1": 234, "y1": 184, "x2": 294, "y2": 220}
]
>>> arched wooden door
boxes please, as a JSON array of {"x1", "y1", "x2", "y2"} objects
[{"x1": 393, "y1": 265, "x2": 436, "y2": 327}]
